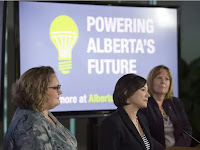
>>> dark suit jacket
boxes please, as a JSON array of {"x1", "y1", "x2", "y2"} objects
[
  {"x1": 99, "y1": 107, "x2": 152, "y2": 150},
  {"x1": 140, "y1": 97, "x2": 192, "y2": 149}
]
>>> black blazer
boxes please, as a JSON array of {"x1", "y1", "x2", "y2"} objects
[
  {"x1": 99, "y1": 107, "x2": 152, "y2": 150},
  {"x1": 140, "y1": 97, "x2": 192, "y2": 149}
]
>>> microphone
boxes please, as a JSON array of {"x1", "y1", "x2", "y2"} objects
[{"x1": 182, "y1": 129, "x2": 200, "y2": 144}]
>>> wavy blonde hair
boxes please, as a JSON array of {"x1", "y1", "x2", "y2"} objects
[
  {"x1": 11, "y1": 66, "x2": 55, "y2": 112},
  {"x1": 147, "y1": 65, "x2": 173, "y2": 99}
]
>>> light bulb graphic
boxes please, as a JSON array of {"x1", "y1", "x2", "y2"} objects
[{"x1": 50, "y1": 15, "x2": 78, "y2": 74}]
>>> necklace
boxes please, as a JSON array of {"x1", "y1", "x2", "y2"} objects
[
  {"x1": 135, "y1": 116, "x2": 139, "y2": 127},
  {"x1": 159, "y1": 107, "x2": 166, "y2": 115},
  {"x1": 132, "y1": 116, "x2": 139, "y2": 127},
  {"x1": 160, "y1": 108, "x2": 168, "y2": 121},
  {"x1": 134, "y1": 117, "x2": 144, "y2": 136},
  {"x1": 161, "y1": 109, "x2": 165, "y2": 115}
]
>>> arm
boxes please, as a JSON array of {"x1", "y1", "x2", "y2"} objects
[
  {"x1": 174, "y1": 98, "x2": 192, "y2": 146},
  {"x1": 99, "y1": 117, "x2": 121, "y2": 150}
]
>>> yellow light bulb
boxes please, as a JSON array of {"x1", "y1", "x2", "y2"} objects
[{"x1": 50, "y1": 15, "x2": 78, "y2": 74}]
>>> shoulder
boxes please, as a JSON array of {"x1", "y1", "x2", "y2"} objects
[
  {"x1": 164, "y1": 97, "x2": 185, "y2": 112},
  {"x1": 172, "y1": 96, "x2": 180, "y2": 102},
  {"x1": 4, "y1": 109, "x2": 50, "y2": 149},
  {"x1": 13, "y1": 108, "x2": 47, "y2": 133},
  {"x1": 100, "y1": 109, "x2": 124, "y2": 137},
  {"x1": 102, "y1": 110, "x2": 120, "y2": 124},
  {"x1": 166, "y1": 97, "x2": 182, "y2": 106},
  {"x1": 16, "y1": 110, "x2": 50, "y2": 140},
  {"x1": 172, "y1": 97, "x2": 185, "y2": 108},
  {"x1": 101, "y1": 109, "x2": 124, "y2": 130}
]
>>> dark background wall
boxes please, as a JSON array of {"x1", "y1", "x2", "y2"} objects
[{"x1": 1, "y1": 1, "x2": 200, "y2": 149}]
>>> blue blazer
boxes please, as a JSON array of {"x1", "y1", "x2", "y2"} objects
[{"x1": 99, "y1": 107, "x2": 152, "y2": 150}]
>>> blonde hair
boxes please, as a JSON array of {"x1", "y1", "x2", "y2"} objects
[
  {"x1": 11, "y1": 66, "x2": 55, "y2": 112},
  {"x1": 147, "y1": 65, "x2": 173, "y2": 99}
]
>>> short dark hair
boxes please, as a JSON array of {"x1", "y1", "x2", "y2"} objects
[
  {"x1": 11, "y1": 66, "x2": 55, "y2": 112},
  {"x1": 113, "y1": 73, "x2": 146, "y2": 108}
]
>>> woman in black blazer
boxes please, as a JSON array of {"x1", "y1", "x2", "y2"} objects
[
  {"x1": 99, "y1": 74, "x2": 152, "y2": 150},
  {"x1": 141, "y1": 65, "x2": 192, "y2": 149}
]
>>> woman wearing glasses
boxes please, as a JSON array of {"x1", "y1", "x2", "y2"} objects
[{"x1": 4, "y1": 66, "x2": 77, "y2": 150}]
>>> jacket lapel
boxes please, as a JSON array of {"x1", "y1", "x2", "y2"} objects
[
  {"x1": 118, "y1": 107, "x2": 147, "y2": 150},
  {"x1": 138, "y1": 112, "x2": 152, "y2": 149}
]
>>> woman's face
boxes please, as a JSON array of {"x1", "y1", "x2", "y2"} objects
[
  {"x1": 153, "y1": 69, "x2": 170, "y2": 96},
  {"x1": 44, "y1": 74, "x2": 62, "y2": 110},
  {"x1": 127, "y1": 83, "x2": 150, "y2": 109}
]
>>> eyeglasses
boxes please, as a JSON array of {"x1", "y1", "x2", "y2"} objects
[{"x1": 49, "y1": 85, "x2": 61, "y2": 91}]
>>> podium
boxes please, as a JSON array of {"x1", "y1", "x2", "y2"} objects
[{"x1": 167, "y1": 144, "x2": 200, "y2": 150}]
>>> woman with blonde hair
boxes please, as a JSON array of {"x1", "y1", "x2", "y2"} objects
[
  {"x1": 141, "y1": 65, "x2": 192, "y2": 149},
  {"x1": 4, "y1": 66, "x2": 77, "y2": 150}
]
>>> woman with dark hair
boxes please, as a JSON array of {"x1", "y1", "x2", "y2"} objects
[
  {"x1": 4, "y1": 66, "x2": 77, "y2": 150},
  {"x1": 141, "y1": 65, "x2": 192, "y2": 149},
  {"x1": 99, "y1": 73, "x2": 152, "y2": 150}
]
